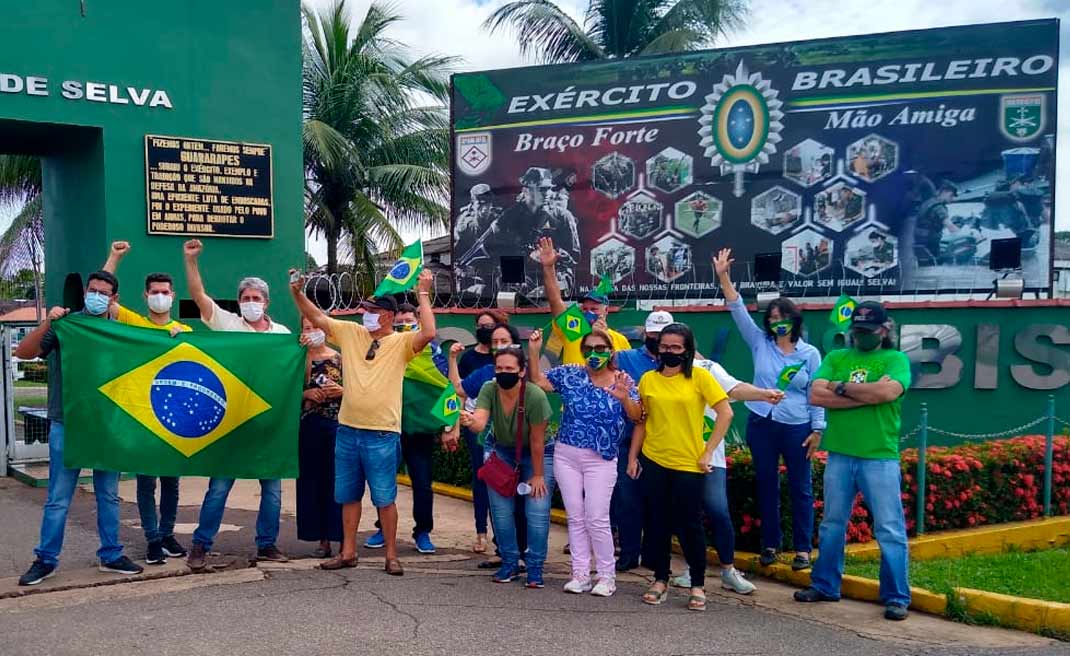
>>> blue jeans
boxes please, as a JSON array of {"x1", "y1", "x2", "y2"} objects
[
  {"x1": 704, "y1": 468, "x2": 735, "y2": 566},
  {"x1": 462, "y1": 428, "x2": 489, "y2": 534},
  {"x1": 811, "y1": 453, "x2": 911, "y2": 606},
  {"x1": 34, "y1": 422, "x2": 123, "y2": 566},
  {"x1": 192, "y1": 478, "x2": 281, "y2": 551},
  {"x1": 334, "y1": 426, "x2": 400, "y2": 507},
  {"x1": 746, "y1": 412, "x2": 814, "y2": 552},
  {"x1": 486, "y1": 444, "x2": 555, "y2": 571},
  {"x1": 611, "y1": 437, "x2": 643, "y2": 562},
  {"x1": 136, "y1": 475, "x2": 179, "y2": 543}
]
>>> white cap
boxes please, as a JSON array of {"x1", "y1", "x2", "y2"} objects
[{"x1": 644, "y1": 310, "x2": 674, "y2": 333}]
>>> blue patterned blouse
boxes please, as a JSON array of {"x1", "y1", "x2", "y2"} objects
[{"x1": 547, "y1": 365, "x2": 639, "y2": 461}]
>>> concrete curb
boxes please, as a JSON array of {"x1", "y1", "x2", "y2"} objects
[{"x1": 409, "y1": 476, "x2": 1070, "y2": 634}]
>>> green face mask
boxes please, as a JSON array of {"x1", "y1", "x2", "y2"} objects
[
  {"x1": 852, "y1": 330, "x2": 882, "y2": 352},
  {"x1": 770, "y1": 320, "x2": 793, "y2": 337},
  {"x1": 585, "y1": 351, "x2": 611, "y2": 370}
]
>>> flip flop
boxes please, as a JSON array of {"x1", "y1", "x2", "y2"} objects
[{"x1": 385, "y1": 558, "x2": 404, "y2": 576}]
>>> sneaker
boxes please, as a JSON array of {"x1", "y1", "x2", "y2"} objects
[
  {"x1": 591, "y1": 577, "x2": 616, "y2": 597},
  {"x1": 187, "y1": 543, "x2": 207, "y2": 570},
  {"x1": 884, "y1": 603, "x2": 909, "y2": 621},
  {"x1": 492, "y1": 564, "x2": 520, "y2": 583},
  {"x1": 364, "y1": 530, "x2": 385, "y2": 549},
  {"x1": 525, "y1": 567, "x2": 545, "y2": 589},
  {"x1": 791, "y1": 552, "x2": 812, "y2": 571},
  {"x1": 99, "y1": 556, "x2": 144, "y2": 575},
  {"x1": 759, "y1": 548, "x2": 778, "y2": 567},
  {"x1": 794, "y1": 587, "x2": 839, "y2": 603},
  {"x1": 720, "y1": 567, "x2": 756, "y2": 595},
  {"x1": 18, "y1": 560, "x2": 56, "y2": 586},
  {"x1": 563, "y1": 577, "x2": 592, "y2": 594},
  {"x1": 145, "y1": 541, "x2": 167, "y2": 565},
  {"x1": 256, "y1": 545, "x2": 289, "y2": 562},
  {"x1": 670, "y1": 572, "x2": 692, "y2": 588},
  {"x1": 414, "y1": 532, "x2": 436, "y2": 555},
  {"x1": 160, "y1": 536, "x2": 187, "y2": 558}
]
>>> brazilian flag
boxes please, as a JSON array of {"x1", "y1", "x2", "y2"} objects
[
  {"x1": 553, "y1": 304, "x2": 591, "y2": 343},
  {"x1": 701, "y1": 415, "x2": 715, "y2": 442},
  {"x1": 54, "y1": 315, "x2": 302, "y2": 478},
  {"x1": 777, "y1": 363, "x2": 804, "y2": 391},
  {"x1": 430, "y1": 383, "x2": 461, "y2": 426},
  {"x1": 374, "y1": 240, "x2": 424, "y2": 296},
  {"x1": 401, "y1": 346, "x2": 451, "y2": 435},
  {"x1": 829, "y1": 293, "x2": 857, "y2": 329}
]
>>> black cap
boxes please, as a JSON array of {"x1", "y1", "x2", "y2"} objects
[
  {"x1": 850, "y1": 301, "x2": 888, "y2": 331},
  {"x1": 361, "y1": 296, "x2": 398, "y2": 313}
]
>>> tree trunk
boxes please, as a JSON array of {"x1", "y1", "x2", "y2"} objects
[{"x1": 326, "y1": 228, "x2": 339, "y2": 274}]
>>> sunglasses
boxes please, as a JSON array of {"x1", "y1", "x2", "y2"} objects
[
  {"x1": 581, "y1": 345, "x2": 611, "y2": 355},
  {"x1": 365, "y1": 339, "x2": 380, "y2": 361}
]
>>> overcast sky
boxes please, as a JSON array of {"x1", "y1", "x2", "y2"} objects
[{"x1": 2, "y1": 1, "x2": 1067, "y2": 266}]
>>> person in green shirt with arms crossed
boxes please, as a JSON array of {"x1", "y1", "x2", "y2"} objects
[{"x1": 794, "y1": 301, "x2": 913, "y2": 622}]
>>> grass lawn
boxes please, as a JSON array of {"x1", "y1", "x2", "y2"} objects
[
  {"x1": 14, "y1": 380, "x2": 46, "y2": 388},
  {"x1": 845, "y1": 547, "x2": 1070, "y2": 604}
]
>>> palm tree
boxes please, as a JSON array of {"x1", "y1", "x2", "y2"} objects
[
  {"x1": 0, "y1": 155, "x2": 44, "y2": 315},
  {"x1": 302, "y1": 0, "x2": 456, "y2": 278},
  {"x1": 484, "y1": 0, "x2": 747, "y2": 63}
]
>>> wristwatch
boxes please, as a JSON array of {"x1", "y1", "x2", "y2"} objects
[{"x1": 834, "y1": 382, "x2": 848, "y2": 397}]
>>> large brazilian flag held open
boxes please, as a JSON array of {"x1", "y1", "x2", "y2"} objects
[{"x1": 55, "y1": 315, "x2": 302, "y2": 478}]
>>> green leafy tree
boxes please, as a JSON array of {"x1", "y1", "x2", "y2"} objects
[
  {"x1": 484, "y1": 0, "x2": 748, "y2": 63},
  {"x1": 303, "y1": 0, "x2": 456, "y2": 277}
]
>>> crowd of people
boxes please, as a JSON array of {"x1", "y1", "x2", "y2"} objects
[{"x1": 14, "y1": 237, "x2": 914, "y2": 622}]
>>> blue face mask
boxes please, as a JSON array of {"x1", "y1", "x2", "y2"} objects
[
  {"x1": 84, "y1": 291, "x2": 110, "y2": 316},
  {"x1": 583, "y1": 311, "x2": 598, "y2": 325}
]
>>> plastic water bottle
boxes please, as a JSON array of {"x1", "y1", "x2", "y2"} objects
[{"x1": 516, "y1": 482, "x2": 532, "y2": 496}]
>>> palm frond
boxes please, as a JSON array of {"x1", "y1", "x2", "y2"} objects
[
  {"x1": 0, "y1": 155, "x2": 42, "y2": 206},
  {"x1": 483, "y1": 0, "x2": 605, "y2": 63},
  {"x1": 648, "y1": 0, "x2": 747, "y2": 49}
]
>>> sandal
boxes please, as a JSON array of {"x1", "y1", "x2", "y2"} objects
[
  {"x1": 319, "y1": 555, "x2": 358, "y2": 570},
  {"x1": 688, "y1": 589, "x2": 707, "y2": 612},
  {"x1": 473, "y1": 534, "x2": 488, "y2": 554},
  {"x1": 385, "y1": 558, "x2": 405, "y2": 576},
  {"x1": 642, "y1": 581, "x2": 668, "y2": 605}
]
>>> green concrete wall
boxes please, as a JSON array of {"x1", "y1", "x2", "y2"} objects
[
  {"x1": 429, "y1": 303, "x2": 1070, "y2": 445},
  {"x1": 0, "y1": 1, "x2": 303, "y2": 327}
]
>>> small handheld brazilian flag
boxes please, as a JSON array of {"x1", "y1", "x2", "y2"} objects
[
  {"x1": 777, "y1": 363, "x2": 804, "y2": 391},
  {"x1": 374, "y1": 240, "x2": 423, "y2": 296},
  {"x1": 701, "y1": 415, "x2": 715, "y2": 442},
  {"x1": 592, "y1": 275, "x2": 613, "y2": 299},
  {"x1": 553, "y1": 304, "x2": 591, "y2": 343},
  {"x1": 430, "y1": 382, "x2": 461, "y2": 425},
  {"x1": 829, "y1": 294, "x2": 857, "y2": 329}
]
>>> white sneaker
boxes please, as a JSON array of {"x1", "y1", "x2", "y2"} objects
[
  {"x1": 591, "y1": 577, "x2": 616, "y2": 597},
  {"x1": 670, "y1": 572, "x2": 692, "y2": 588},
  {"x1": 720, "y1": 567, "x2": 756, "y2": 595},
  {"x1": 563, "y1": 577, "x2": 592, "y2": 594}
]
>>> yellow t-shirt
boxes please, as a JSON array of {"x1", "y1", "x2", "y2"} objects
[
  {"x1": 116, "y1": 305, "x2": 192, "y2": 333},
  {"x1": 327, "y1": 318, "x2": 418, "y2": 432},
  {"x1": 638, "y1": 366, "x2": 728, "y2": 473},
  {"x1": 555, "y1": 325, "x2": 632, "y2": 365}
]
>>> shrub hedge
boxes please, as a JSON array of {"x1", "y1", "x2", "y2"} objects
[{"x1": 430, "y1": 435, "x2": 1070, "y2": 550}]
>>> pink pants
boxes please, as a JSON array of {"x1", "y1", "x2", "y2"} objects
[{"x1": 553, "y1": 442, "x2": 618, "y2": 580}]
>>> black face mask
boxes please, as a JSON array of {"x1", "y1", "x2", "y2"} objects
[
  {"x1": 659, "y1": 352, "x2": 685, "y2": 368},
  {"x1": 851, "y1": 330, "x2": 882, "y2": 352},
  {"x1": 495, "y1": 372, "x2": 521, "y2": 390},
  {"x1": 475, "y1": 326, "x2": 494, "y2": 345},
  {"x1": 645, "y1": 336, "x2": 659, "y2": 354}
]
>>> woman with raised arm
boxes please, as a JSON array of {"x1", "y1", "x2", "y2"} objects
[
  {"x1": 628, "y1": 323, "x2": 732, "y2": 612},
  {"x1": 527, "y1": 328, "x2": 641, "y2": 597},
  {"x1": 713, "y1": 247, "x2": 825, "y2": 571}
]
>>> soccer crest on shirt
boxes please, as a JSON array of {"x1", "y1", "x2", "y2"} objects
[
  {"x1": 999, "y1": 94, "x2": 1045, "y2": 143},
  {"x1": 849, "y1": 368, "x2": 869, "y2": 384}
]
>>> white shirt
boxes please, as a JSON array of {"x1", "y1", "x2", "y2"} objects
[
  {"x1": 693, "y1": 359, "x2": 741, "y2": 469},
  {"x1": 203, "y1": 301, "x2": 291, "y2": 334}
]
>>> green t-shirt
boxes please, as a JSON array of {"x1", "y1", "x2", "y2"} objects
[
  {"x1": 813, "y1": 347, "x2": 912, "y2": 460},
  {"x1": 475, "y1": 380, "x2": 553, "y2": 449}
]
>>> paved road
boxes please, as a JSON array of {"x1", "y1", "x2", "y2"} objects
[{"x1": 0, "y1": 477, "x2": 1066, "y2": 656}]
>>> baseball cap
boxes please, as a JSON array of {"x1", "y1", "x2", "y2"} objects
[
  {"x1": 583, "y1": 291, "x2": 609, "y2": 304},
  {"x1": 644, "y1": 310, "x2": 674, "y2": 333},
  {"x1": 850, "y1": 301, "x2": 887, "y2": 331},
  {"x1": 361, "y1": 296, "x2": 398, "y2": 313}
]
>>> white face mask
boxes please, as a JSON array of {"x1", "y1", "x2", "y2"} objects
[
  {"x1": 362, "y1": 311, "x2": 381, "y2": 331},
  {"x1": 147, "y1": 292, "x2": 173, "y2": 314},
  {"x1": 240, "y1": 301, "x2": 265, "y2": 323},
  {"x1": 304, "y1": 329, "x2": 325, "y2": 347}
]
